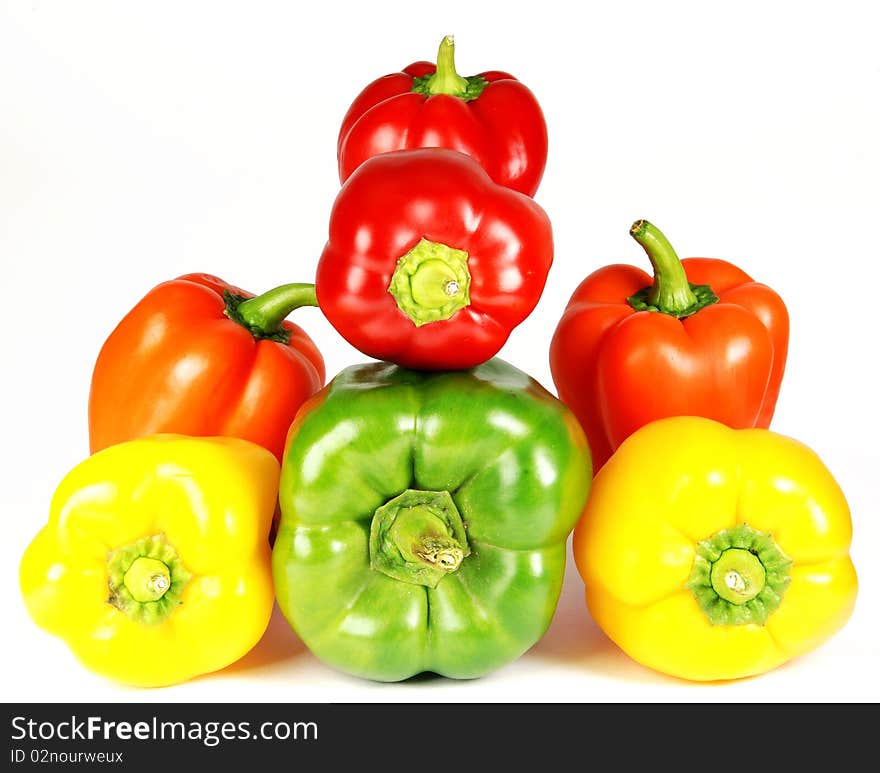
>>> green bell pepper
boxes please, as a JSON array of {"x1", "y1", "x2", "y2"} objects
[{"x1": 272, "y1": 358, "x2": 592, "y2": 682}]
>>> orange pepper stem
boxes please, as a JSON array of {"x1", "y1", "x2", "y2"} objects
[
  {"x1": 627, "y1": 220, "x2": 719, "y2": 318},
  {"x1": 226, "y1": 283, "x2": 318, "y2": 343}
]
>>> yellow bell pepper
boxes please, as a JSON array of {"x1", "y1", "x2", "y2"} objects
[
  {"x1": 19, "y1": 434, "x2": 279, "y2": 688},
  {"x1": 573, "y1": 416, "x2": 858, "y2": 681}
]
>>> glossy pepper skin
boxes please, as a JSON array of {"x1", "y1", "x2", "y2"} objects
[
  {"x1": 550, "y1": 220, "x2": 789, "y2": 474},
  {"x1": 272, "y1": 358, "x2": 591, "y2": 682},
  {"x1": 573, "y1": 416, "x2": 858, "y2": 682},
  {"x1": 337, "y1": 35, "x2": 548, "y2": 197},
  {"x1": 19, "y1": 435, "x2": 279, "y2": 687},
  {"x1": 316, "y1": 148, "x2": 553, "y2": 371},
  {"x1": 89, "y1": 273, "x2": 325, "y2": 462}
]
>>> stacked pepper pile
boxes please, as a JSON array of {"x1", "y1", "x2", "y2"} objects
[{"x1": 20, "y1": 36, "x2": 857, "y2": 687}]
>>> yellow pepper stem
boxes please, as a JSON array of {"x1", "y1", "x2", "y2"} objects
[
  {"x1": 686, "y1": 523, "x2": 792, "y2": 626},
  {"x1": 123, "y1": 557, "x2": 171, "y2": 603},
  {"x1": 709, "y1": 548, "x2": 765, "y2": 605},
  {"x1": 107, "y1": 534, "x2": 192, "y2": 625}
]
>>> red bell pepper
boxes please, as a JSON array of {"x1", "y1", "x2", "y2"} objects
[
  {"x1": 549, "y1": 220, "x2": 789, "y2": 474},
  {"x1": 315, "y1": 147, "x2": 553, "y2": 370},
  {"x1": 337, "y1": 35, "x2": 548, "y2": 197},
  {"x1": 89, "y1": 273, "x2": 325, "y2": 461}
]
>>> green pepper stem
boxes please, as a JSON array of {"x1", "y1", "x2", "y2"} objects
[
  {"x1": 629, "y1": 220, "x2": 699, "y2": 315},
  {"x1": 234, "y1": 283, "x2": 318, "y2": 335},
  {"x1": 370, "y1": 489, "x2": 471, "y2": 588},
  {"x1": 424, "y1": 35, "x2": 470, "y2": 96},
  {"x1": 389, "y1": 506, "x2": 465, "y2": 572}
]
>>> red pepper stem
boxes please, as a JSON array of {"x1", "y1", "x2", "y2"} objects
[
  {"x1": 630, "y1": 220, "x2": 699, "y2": 315},
  {"x1": 425, "y1": 35, "x2": 470, "y2": 96},
  {"x1": 235, "y1": 283, "x2": 318, "y2": 335}
]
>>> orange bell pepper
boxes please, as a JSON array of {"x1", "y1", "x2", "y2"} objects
[
  {"x1": 550, "y1": 220, "x2": 789, "y2": 474},
  {"x1": 89, "y1": 273, "x2": 325, "y2": 461}
]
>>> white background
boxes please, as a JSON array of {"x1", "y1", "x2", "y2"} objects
[{"x1": 2, "y1": 0, "x2": 878, "y2": 703}]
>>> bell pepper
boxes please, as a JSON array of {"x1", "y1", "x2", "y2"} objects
[
  {"x1": 316, "y1": 148, "x2": 554, "y2": 371},
  {"x1": 272, "y1": 358, "x2": 591, "y2": 682},
  {"x1": 573, "y1": 416, "x2": 858, "y2": 681},
  {"x1": 89, "y1": 273, "x2": 325, "y2": 462},
  {"x1": 549, "y1": 220, "x2": 789, "y2": 473},
  {"x1": 19, "y1": 434, "x2": 279, "y2": 687},
  {"x1": 337, "y1": 35, "x2": 548, "y2": 197}
]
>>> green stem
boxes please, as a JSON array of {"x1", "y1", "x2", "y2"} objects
[
  {"x1": 686, "y1": 523, "x2": 792, "y2": 626},
  {"x1": 224, "y1": 283, "x2": 318, "y2": 344},
  {"x1": 631, "y1": 220, "x2": 697, "y2": 313},
  {"x1": 390, "y1": 505, "x2": 466, "y2": 571},
  {"x1": 387, "y1": 238, "x2": 471, "y2": 327},
  {"x1": 710, "y1": 549, "x2": 765, "y2": 604},
  {"x1": 123, "y1": 557, "x2": 171, "y2": 603},
  {"x1": 370, "y1": 489, "x2": 470, "y2": 588},
  {"x1": 410, "y1": 36, "x2": 489, "y2": 102},
  {"x1": 107, "y1": 534, "x2": 192, "y2": 625},
  {"x1": 426, "y1": 35, "x2": 470, "y2": 96},
  {"x1": 626, "y1": 220, "x2": 719, "y2": 318}
]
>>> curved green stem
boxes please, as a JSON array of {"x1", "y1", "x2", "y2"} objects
[
  {"x1": 224, "y1": 283, "x2": 318, "y2": 343},
  {"x1": 626, "y1": 220, "x2": 718, "y2": 318}
]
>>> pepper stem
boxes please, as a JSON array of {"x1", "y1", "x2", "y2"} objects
[
  {"x1": 225, "y1": 283, "x2": 318, "y2": 344},
  {"x1": 123, "y1": 557, "x2": 171, "y2": 603},
  {"x1": 626, "y1": 220, "x2": 719, "y2": 318},
  {"x1": 391, "y1": 506, "x2": 466, "y2": 571},
  {"x1": 631, "y1": 219, "x2": 697, "y2": 313},
  {"x1": 410, "y1": 36, "x2": 489, "y2": 102},
  {"x1": 686, "y1": 523, "x2": 792, "y2": 626},
  {"x1": 425, "y1": 35, "x2": 470, "y2": 96},
  {"x1": 370, "y1": 489, "x2": 470, "y2": 588},
  {"x1": 710, "y1": 549, "x2": 765, "y2": 605},
  {"x1": 107, "y1": 534, "x2": 192, "y2": 625},
  {"x1": 388, "y1": 238, "x2": 471, "y2": 327}
]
